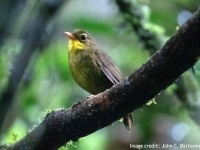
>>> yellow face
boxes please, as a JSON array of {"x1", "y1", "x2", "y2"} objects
[
  {"x1": 68, "y1": 39, "x2": 85, "y2": 51},
  {"x1": 65, "y1": 31, "x2": 94, "y2": 52}
]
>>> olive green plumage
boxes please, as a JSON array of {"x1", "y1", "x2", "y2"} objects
[{"x1": 65, "y1": 29, "x2": 133, "y2": 130}]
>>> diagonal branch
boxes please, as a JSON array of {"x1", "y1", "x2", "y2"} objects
[
  {"x1": 10, "y1": 7, "x2": 200, "y2": 150},
  {"x1": 116, "y1": 0, "x2": 200, "y2": 122}
]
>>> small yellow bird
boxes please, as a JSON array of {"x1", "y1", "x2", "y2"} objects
[{"x1": 65, "y1": 29, "x2": 133, "y2": 130}]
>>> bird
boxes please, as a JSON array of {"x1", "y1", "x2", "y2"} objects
[{"x1": 64, "y1": 29, "x2": 133, "y2": 130}]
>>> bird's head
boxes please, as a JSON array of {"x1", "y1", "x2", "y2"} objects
[{"x1": 64, "y1": 29, "x2": 96, "y2": 51}]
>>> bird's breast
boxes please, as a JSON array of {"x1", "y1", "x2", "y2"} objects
[{"x1": 68, "y1": 50, "x2": 112, "y2": 94}]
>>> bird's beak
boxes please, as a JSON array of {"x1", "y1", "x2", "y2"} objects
[{"x1": 64, "y1": 32, "x2": 76, "y2": 40}]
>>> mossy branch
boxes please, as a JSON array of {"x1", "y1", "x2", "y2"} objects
[{"x1": 9, "y1": 6, "x2": 200, "y2": 150}]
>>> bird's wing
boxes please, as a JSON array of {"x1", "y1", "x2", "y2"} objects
[
  {"x1": 95, "y1": 50, "x2": 133, "y2": 131},
  {"x1": 95, "y1": 50, "x2": 123, "y2": 84}
]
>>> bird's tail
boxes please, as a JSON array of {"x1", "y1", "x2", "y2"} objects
[{"x1": 123, "y1": 113, "x2": 133, "y2": 131}]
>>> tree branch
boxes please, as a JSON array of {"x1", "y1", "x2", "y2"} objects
[
  {"x1": 10, "y1": 7, "x2": 200, "y2": 150},
  {"x1": 115, "y1": 0, "x2": 163, "y2": 53},
  {"x1": 116, "y1": 0, "x2": 200, "y2": 123}
]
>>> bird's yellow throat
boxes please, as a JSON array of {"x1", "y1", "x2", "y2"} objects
[{"x1": 68, "y1": 39, "x2": 85, "y2": 51}]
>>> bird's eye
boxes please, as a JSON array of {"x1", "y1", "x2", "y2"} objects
[{"x1": 80, "y1": 34, "x2": 87, "y2": 42}]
